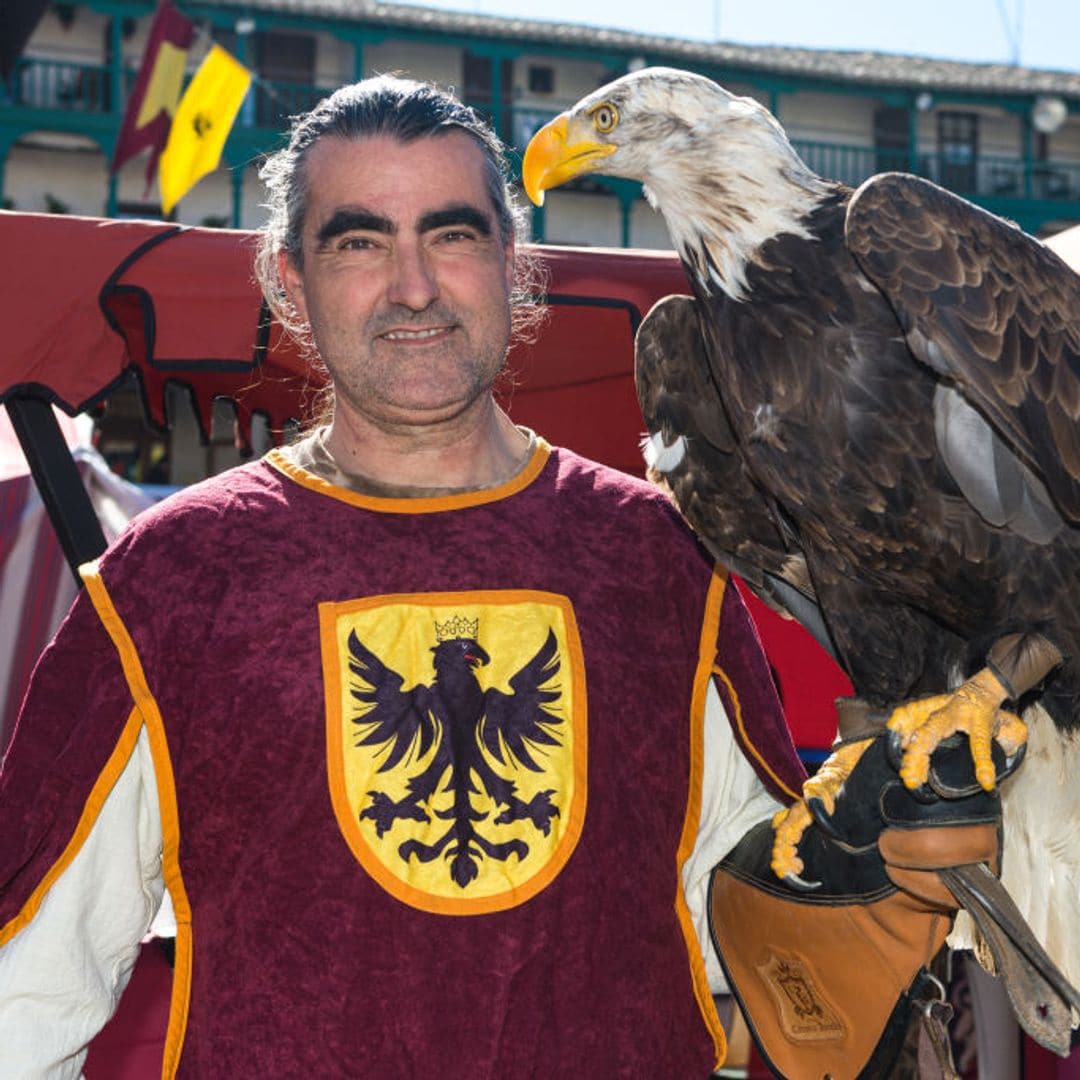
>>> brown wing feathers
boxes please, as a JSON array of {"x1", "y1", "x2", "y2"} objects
[{"x1": 846, "y1": 173, "x2": 1080, "y2": 522}]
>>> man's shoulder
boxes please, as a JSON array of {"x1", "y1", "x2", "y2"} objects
[
  {"x1": 102, "y1": 457, "x2": 285, "y2": 563},
  {"x1": 546, "y1": 444, "x2": 692, "y2": 521},
  {"x1": 548, "y1": 444, "x2": 655, "y2": 498}
]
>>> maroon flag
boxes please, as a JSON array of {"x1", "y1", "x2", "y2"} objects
[{"x1": 110, "y1": 0, "x2": 196, "y2": 189}]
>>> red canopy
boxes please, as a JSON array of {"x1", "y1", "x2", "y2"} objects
[{"x1": 0, "y1": 210, "x2": 689, "y2": 474}]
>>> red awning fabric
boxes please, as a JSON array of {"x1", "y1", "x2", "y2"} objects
[
  {"x1": 1, "y1": 211, "x2": 312, "y2": 446},
  {"x1": 0, "y1": 210, "x2": 688, "y2": 471}
]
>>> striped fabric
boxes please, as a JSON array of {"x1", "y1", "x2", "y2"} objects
[
  {"x1": 0, "y1": 412, "x2": 154, "y2": 754},
  {"x1": 0, "y1": 470, "x2": 75, "y2": 750}
]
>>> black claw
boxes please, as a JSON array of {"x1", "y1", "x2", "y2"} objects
[
  {"x1": 807, "y1": 797, "x2": 843, "y2": 841},
  {"x1": 999, "y1": 740, "x2": 1027, "y2": 782},
  {"x1": 885, "y1": 728, "x2": 938, "y2": 802},
  {"x1": 885, "y1": 727, "x2": 906, "y2": 771},
  {"x1": 783, "y1": 872, "x2": 822, "y2": 891}
]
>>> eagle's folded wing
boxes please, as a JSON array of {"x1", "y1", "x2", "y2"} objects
[
  {"x1": 635, "y1": 293, "x2": 819, "y2": 623},
  {"x1": 846, "y1": 173, "x2": 1080, "y2": 525}
]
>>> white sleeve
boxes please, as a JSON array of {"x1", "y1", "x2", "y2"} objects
[
  {"x1": 0, "y1": 725, "x2": 166, "y2": 1079},
  {"x1": 682, "y1": 678, "x2": 786, "y2": 993}
]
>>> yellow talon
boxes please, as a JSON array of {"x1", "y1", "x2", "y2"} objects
[
  {"x1": 802, "y1": 739, "x2": 874, "y2": 813},
  {"x1": 886, "y1": 667, "x2": 1028, "y2": 791},
  {"x1": 771, "y1": 801, "x2": 813, "y2": 879},
  {"x1": 770, "y1": 737, "x2": 874, "y2": 881},
  {"x1": 995, "y1": 713, "x2": 1029, "y2": 758}
]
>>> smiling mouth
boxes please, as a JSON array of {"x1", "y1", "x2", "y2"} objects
[{"x1": 381, "y1": 326, "x2": 451, "y2": 341}]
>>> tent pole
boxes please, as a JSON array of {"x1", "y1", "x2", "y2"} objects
[{"x1": 6, "y1": 395, "x2": 107, "y2": 586}]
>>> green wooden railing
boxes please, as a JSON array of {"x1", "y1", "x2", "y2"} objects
[
  {"x1": 793, "y1": 138, "x2": 1080, "y2": 201},
  {"x1": 249, "y1": 77, "x2": 327, "y2": 132},
  {"x1": 5, "y1": 57, "x2": 120, "y2": 112}
]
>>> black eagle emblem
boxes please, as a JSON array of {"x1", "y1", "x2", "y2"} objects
[{"x1": 347, "y1": 622, "x2": 564, "y2": 888}]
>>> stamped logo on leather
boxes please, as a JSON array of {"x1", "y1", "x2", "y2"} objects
[{"x1": 757, "y1": 951, "x2": 846, "y2": 1041}]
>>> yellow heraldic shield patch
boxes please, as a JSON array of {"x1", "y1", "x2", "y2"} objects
[{"x1": 320, "y1": 590, "x2": 587, "y2": 914}]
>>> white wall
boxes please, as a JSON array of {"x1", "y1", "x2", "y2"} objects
[
  {"x1": 5, "y1": 139, "x2": 108, "y2": 216},
  {"x1": 515, "y1": 55, "x2": 612, "y2": 109},
  {"x1": 779, "y1": 91, "x2": 877, "y2": 144},
  {"x1": 364, "y1": 40, "x2": 462, "y2": 91},
  {"x1": 1051, "y1": 121, "x2": 1080, "y2": 159},
  {"x1": 541, "y1": 189, "x2": 621, "y2": 247},
  {"x1": 979, "y1": 110, "x2": 1023, "y2": 156},
  {"x1": 24, "y1": 6, "x2": 107, "y2": 64},
  {"x1": 630, "y1": 199, "x2": 674, "y2": 250},
  {"x1": 3, "y1": 142, "x2": 265, "y2": 228},
  {"x1": 314, "y1": 31, "x2": 354, "y2": 88}
]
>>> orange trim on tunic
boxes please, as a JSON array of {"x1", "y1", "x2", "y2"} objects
[
  {"x1": 80, "y1": 561, "x2": 192, "y2": 1080},
  {"x1": 0, "y1": 705, "x2": 143, "y2": 948},
  {"x1": 265, "y1": 439, "x2": 552, "y2": 514},
  {"x1": 712, "y1": 664, "x2": 801, "y2": 803},
  {"x1": 673, "y1": 566, "x2": 729, "y2": 1070},
  {"x1": 319, "y1": 588, "x2": 588, "y2": 916}
]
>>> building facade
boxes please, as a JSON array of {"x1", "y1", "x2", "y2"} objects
[
  {"x1": 5, "y1": 1, "x2": 1080, "y2": 485},
  {"x1": 4, "y1": 0, "x2": 1080, "y2": 245}
]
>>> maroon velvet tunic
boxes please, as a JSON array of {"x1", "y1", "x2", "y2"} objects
[{"x1": 0, "y1": 442, "x2": 803, "y2": 1078}]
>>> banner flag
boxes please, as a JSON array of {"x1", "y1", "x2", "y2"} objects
[
  {"x1": 110, "y1": 0, "x2": 196, "y2": 189},
  {"x1": 158, "y1": 45, "x2": 252, "y2": 215}
]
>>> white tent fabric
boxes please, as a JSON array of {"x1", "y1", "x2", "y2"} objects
[{"x1": 0, "y1": 406, "x2": 154, "y2": 753}]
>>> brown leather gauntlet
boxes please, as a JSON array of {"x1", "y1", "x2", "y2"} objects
[
  {"x1": 985, "y1": 631, "x2": 1063, "y2": 701},
  {"x1": 709, "y1": 736, "x2": 1003, "y2": 1080}
]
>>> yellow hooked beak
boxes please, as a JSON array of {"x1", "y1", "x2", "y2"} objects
[{"x1": 521, "y1": 114, "x2": 616, "y2": 206}]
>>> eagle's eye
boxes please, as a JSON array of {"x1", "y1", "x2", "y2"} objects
[{"x1": 590, "y1": 103, "x2": 618, "y2": 134}]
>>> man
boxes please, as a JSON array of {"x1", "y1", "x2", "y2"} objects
[{"x1": 0, "y1": 77, "x2": 999, "y2": 1078}]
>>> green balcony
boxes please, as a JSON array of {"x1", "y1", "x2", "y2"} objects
[
  {"x1": 794, "y1": 138, "x2": 1080, "y2": 204},
  {"x1": 3, "y1": 59, "x2": 1078, "y2": 235},
  {"x1": 5, "y1": 57, "x2": 119, "y2": 113}
]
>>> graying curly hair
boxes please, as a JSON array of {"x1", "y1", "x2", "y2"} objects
[{"x1": 255, "y1": 74, "x2": 546, "y2": 348}]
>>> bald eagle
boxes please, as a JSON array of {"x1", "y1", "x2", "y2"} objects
[{"x1": 522, "y1": 67, "x2": 1080, "y2": 1000}]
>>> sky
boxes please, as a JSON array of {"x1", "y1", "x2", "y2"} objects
[{"x1": 394, "y1": 0, "x2": 1080, "y2": 74}]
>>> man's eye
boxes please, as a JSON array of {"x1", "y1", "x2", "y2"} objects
[
  {"x1": 439, "y1": 229, "x2": 476, "y2": 243},
  {"x1": 339, "y1": 236, "x2": 376, "y2": 250}
]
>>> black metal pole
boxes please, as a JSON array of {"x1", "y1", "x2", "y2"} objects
[{"x1": 6, "y1": 395, "x2": 108, "y2": 586}]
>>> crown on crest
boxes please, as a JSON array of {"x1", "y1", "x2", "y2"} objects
[{"x1": 434, "y1": 614, "x2": 479, "y2": 642}]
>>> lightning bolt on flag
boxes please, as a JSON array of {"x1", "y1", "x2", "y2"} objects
[
  {"x1": 110, "y1": 0, "x2": 196, "y2": 190},
  {"x1": 158, "y1": 45, "x2": 252, "y2": 215}
]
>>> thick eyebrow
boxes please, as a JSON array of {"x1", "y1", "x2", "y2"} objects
[
  {"x1": 316, "y1": 207, "x2": 392, "y2": 247},
  {"x1": 418, "y1": 204, "x2": 493, "y2": 237}
]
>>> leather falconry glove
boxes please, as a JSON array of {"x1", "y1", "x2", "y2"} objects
[{"x1": 709, "y1": 733, "x2": 1006, "y2": 1080}]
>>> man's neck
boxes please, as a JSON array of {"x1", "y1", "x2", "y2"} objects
[{"x1": 322, "y1": 396, "x2": 530, "y2": 492}]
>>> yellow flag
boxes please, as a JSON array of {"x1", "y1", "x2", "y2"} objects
[{"x1": 159, "y1": 45, "x2": 251, "y2": 215}]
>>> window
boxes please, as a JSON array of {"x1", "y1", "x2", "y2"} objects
[
  {"x1": 255, "y1": 31, "x2": 317, "y2": 128},
  {"x1": 463, "y1": 52, "x2": 513, "y2": 140},
  {"x1": 937, "y1": 111, "x2": 978, "y2": 193},
  {"x1": 872, "y1": 106, "x2": 908, "y2": 174},
  {"x1": 528, "y1": 65, "x2": 554, "y2": 95}
]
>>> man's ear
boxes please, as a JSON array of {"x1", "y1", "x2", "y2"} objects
[
  {"x1": 278, "y1": 249, "x2": 308, "y2": 324},
  {"x1": 503, "y1": 237, "x2": 516, "y2": 294}
]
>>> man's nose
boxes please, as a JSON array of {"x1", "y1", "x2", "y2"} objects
[{"x1": 386, "y1": 242, "x2": 438, "y2": 310}]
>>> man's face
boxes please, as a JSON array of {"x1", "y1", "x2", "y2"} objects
[{"x1": 280, "y1": 131, "x2": 515, "y2": 430}]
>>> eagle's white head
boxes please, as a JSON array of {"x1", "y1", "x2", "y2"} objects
[{"x1": 522, "y1": 67, "x2": 832, "y2": 299}]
